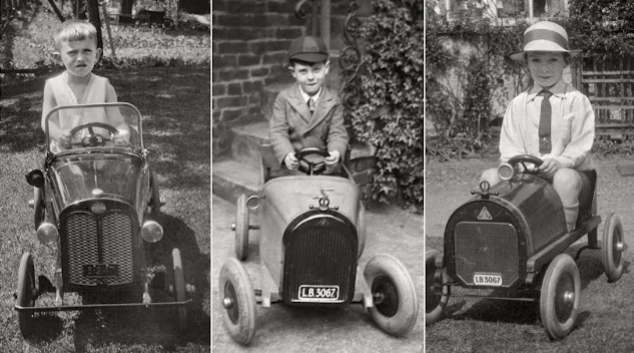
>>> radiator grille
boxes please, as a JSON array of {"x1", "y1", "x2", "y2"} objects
[
  {"x1": 454, "y1": 221, "x2": 519, "y2": 286},
  {"x1": 65, "y1": 211, "x2": 134, "y2": 286},
  {"x1": 284, "y1": 216, "x2": 357, "y2": 304}
]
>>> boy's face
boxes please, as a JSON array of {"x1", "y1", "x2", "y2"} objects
[
  {"x1": 58, "y1": 38, "x2": 101, "y2": 78},
  {"x1": 527, "y1": 51, "x2": 566, "y2": 89},
  {"x1": 290, "y1": 61, "x2": 330, "y2": 96}
]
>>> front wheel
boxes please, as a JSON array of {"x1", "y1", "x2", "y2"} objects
[
  {"x1": 540, "y1": 253, "x2": 580, "y2": 339},
  {"x1": 602, "y1": 213, "x2": 625, "y2": 282},
  {"x1": 219, "y1": 258, "x2": 256, "y2": 345},
  {"x1": 425, "y1": 249, "x2": 448, "y2": 326},
  {"x1": 234, "y1": 194, "x2": 249, "y2": 261},
  {"x1": 150, "y1": 172, "x2": 161, "y2": 218},
  {"x1": 363, "y1": 254, "x2": 419, "y2": 336},
  {"x1": 172, "y1": 248, "x2": 187, "y2": 332},
  {"x1": 17, "y1": 253, "x2": 36, "y2": 337}
]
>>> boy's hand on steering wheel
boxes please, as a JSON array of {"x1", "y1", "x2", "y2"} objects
[
  {"x1": 59, "y1": 130, "x2": 72, "y2": 149},
  {"x1": 284, "y1": 152, "x2": 299, "y2": 170},
  {"x1": 325, "y1": 151, "x2": 340, "y2": 166},
  {"x1": 538, "y1": 158, "x2": 560, "y2": 178}
]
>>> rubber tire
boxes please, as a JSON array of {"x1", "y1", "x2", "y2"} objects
[
  {"x1": 425, "y1": 249, "x2": 448, "y2": 326},
  {"x1": 363, "y1": 253, "x2": 419, "y2": 336},
  {"x1": 234, "y1": 194, "x2": 249, "y2": 261},
  {"x1": 172, "y1": 248, "x2": 187, "y2": 332},
  {"x1": 33, "y1": 187, "x2": 44, "y2": 231},
  {"x1": 602, "y1": 213, "x2": 625, "y2": 282},
  {"x1": 356, "y1": 202, "x2": 366, "y2": 259},
  {"x1": 219, "y1": 258, "x2": 256, "y2": 345},
  {"x1": 540, "y1": 253, "x2": 580, "y2": 339},
  {"x1": 150, "y1": 172, "x2": 161, "y2": 218},
  {"x1": 17, "y1": 252, "x2": 36, "y2": 337}
]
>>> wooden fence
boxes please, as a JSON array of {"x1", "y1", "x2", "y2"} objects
[{"x1": 578, "y1": 55, "x2": 634, "y2": 141}]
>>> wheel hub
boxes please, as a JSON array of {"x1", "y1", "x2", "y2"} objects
[{"x1": 372, "y1": 276, "x2": 399, "y2": 318}]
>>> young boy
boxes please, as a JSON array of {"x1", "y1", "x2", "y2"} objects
[
  {"x1": 481, "y1": 21, "x2": 595, "y2": 232},
  {"x1": 42, "y1": 19, "x2": 128, "y2": 151},
  {"x1": 269, "y1": 35, "x2": 348, "y2": 173},
  {"x1": 41, "y1": 20, "x2": 129, "y2": 305}
]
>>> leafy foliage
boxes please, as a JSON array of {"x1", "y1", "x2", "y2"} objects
[
  {"x1": 425, "y1": 2, "x2": 532, "y2": 160},
  {"x1": 564, "y1": 0, "x2": 634, "y2": 57},
  {"x1": 341, "y1": 0, "x2": 423, "y2": 212}
]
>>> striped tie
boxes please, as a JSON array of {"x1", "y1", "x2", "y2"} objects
[{"x1": 539, "y1": 90, "x2": 552, "y2": 154}]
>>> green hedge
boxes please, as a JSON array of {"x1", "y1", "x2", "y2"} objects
[{"x1": 341, "y1": 0, "x2": 423, "y2": 212}]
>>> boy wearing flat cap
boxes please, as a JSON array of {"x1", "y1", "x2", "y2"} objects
[
  {"x1": 269, "y1": 35, "x2": 348, "y2": 172},
  {"x1": 481, "y1": 21, "x2": 595, "y2": 232}
]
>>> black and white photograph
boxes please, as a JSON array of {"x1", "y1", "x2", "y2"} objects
[
  {"x1": 212, "y1": 0, "x2": 423, "y2": 352},
  {"x1": 425, "y1": 1, "x2": 634, "y2": 352},
  {"x1": 0, "y1": 0, "x2": 211, "y2": 351}
]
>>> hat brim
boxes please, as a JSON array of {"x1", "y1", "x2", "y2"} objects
[
  {"x1": 289, "y1": 52, "x2": 328, "y2": 63},
  {"x1": 510, "y1": 49, "x2": 582, "y2": 62}
]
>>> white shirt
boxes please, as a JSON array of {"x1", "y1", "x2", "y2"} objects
[
  {"x1": 298, "y1": 86, "x2": 321, "y2": 105},
  {"x1": 499, "y1": 80, "x2": 595, "y2": 170}
]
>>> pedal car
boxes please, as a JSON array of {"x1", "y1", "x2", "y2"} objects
[
  {"x1": 426, "y1": 155, "x2": 627, "y2": 339},
  {"x1": 218, "y1": 146, "x2": 419, "y2": 345},
  {"x1": 17, "y1": 103, "x2": 192, "y2": 337}
]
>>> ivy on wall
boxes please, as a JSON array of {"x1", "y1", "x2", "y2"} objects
[{"x1": 341, "y1": 0, "x2": 423, "y2": 212}]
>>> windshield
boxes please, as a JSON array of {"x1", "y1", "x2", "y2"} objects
[{"x1": 45, "y1": 103, "x2": 143, "y2": 154}]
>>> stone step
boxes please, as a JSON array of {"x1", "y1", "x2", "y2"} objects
[
  {"x1": 230, "y1": 121, "x2": 270, "y2": 166},
  {"x1": 212, "y1": 159, "x2": 260, "y2": 204}
]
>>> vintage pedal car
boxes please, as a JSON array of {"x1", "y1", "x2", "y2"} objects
[
  {"x1": 426, "y1": 155, "x2": 627, "y2": 339},
  {"x1": 218, "y1": 147, "x2": 419, "y2": 345},
  {"x1": 17, "y1": 103, "x2": 191, "y2": 337}
]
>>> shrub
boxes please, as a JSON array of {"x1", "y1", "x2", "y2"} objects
[{"x1": 340, "y1": 0, "x2": 423, "y2": 212}]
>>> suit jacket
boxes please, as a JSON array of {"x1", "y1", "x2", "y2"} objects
[{"x1": 269, "y1": 83, "x2": 349, "y2": 165}]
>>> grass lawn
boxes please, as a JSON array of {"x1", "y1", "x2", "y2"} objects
[
  {"x1": 0, "y1": 67, "x2": 211, "y2": 352},
  {"x1": 425, "y1": 157, "x2": 634, "y2": 353}
]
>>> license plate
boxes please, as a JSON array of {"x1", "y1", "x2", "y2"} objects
[
  {"x1": 83, "y1": 264, "x2": 119, "y2": 278},
  {"x1": 298, "y1": 285, "x2": 339, "y2": 302},
  {"x1": 473, "y1": 274, "x2": 502, "y2": 286}
]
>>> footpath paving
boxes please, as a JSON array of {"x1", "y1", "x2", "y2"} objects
[{"x1": 211, "y1": 195, "x2": 424, "y2": 352}]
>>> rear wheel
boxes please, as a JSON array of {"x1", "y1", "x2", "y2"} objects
[
  {"x1": 540, "y1": 253, "x2": 580, "y2": 339},
  {"x1": 219, "y1": 258, "x2": 256, "y2": 345},
  {"x1": 602, "y1": 213, "x2": 625, "y2": 282},
  {"x1": 33, "y1": 187, "x2": 44, "y2": 230},
  {"x1": 425, "y1": 249, "x2": 448, "y2": 326},
  {"x1": 363, "y1": 254, "x2": 418, "y2": 336},
  {"x1": 234, "y1": 194, "x2": 249, "y2": 260},
  {"x1": 17, "y1": 253, "x2": 36, "y2": 337},
  {"x1": 172, "y1": 248, "x2": 187, "y2": 332}
]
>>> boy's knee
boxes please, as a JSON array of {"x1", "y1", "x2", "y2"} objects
[
  {"x1": 480, "y1": 167, "x2": 501, "y2": 186},
  {"x1": 552, "y1": 168, "x2": 582, "y2": 197}
]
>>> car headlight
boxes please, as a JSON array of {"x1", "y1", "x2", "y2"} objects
[
  {"x1": 37, "y1": 222, "x2": 59, "y2": 245},
  {"x1": 498, "y1": 162, "x2": 514, "y2": 181},
  {"x1": 141, "y1": 220, "x2": 163, "y2": 243}
]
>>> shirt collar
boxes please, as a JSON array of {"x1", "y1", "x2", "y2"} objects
[
  {"x1": 298, "y1": 86, "x2": 321, "y2": 104},
  {"x1": 528, "y1": 80, "x2": 568, "y2": 101}
]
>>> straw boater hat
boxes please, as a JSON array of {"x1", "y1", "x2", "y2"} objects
[{"x1": 510, "y1": 21, "x2": 581, "y2": 61}]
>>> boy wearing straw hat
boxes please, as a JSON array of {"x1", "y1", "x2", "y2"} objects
[{"x1": 480, "y1": 21, "x2": 595, "y2": 232}]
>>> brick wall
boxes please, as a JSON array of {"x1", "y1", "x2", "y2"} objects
[{"x1": 213, "y1": 1, "x2": 307, "y2": 128}]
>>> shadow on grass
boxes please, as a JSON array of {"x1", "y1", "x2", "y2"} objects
[
  {"x1": 23, "y1": 314, "x2": 65, "y2": 343},
  {"x1": 67, "y1": 211, "x2": 210, "y2": 351}
]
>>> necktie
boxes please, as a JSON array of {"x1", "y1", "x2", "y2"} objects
[
  {"x1": 539, "y1": 90, "x2": 552, "y2": 154},
  {"x1": 308, "y1": 97, "x2": 316, "y2": 116}
]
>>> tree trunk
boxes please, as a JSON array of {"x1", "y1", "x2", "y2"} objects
[
  {"x1": 121, "y1": 0, "x2": 133, "y2": 15},
  {"x1": 85, "y1": 0, "x2": 103, "y2": 55}
]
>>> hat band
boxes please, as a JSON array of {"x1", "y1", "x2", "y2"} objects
[{"x1": 523, "y1": 29, "x2": 569, "y2": 51}]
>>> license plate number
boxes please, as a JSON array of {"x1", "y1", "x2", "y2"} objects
[
  {"x1": 83, "y1": 264, "x2": 119, "y2": 278},
  {"x1": 298, "y1": 285, "x2": 339, "y2": 301},
  {"x1": 474, "y1": 274, "x2": 502, "y2": 286}
]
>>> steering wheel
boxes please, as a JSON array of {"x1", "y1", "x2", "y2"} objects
[
  {"x1": 296, "y1": 147, "x2": 329, "y2": 175},
  {"x1": 69, "y1": 122, "x2": 119, "y2": 148},
  {"x1": 507, "y1": 154, "x2": 543, "y2": 174}
]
